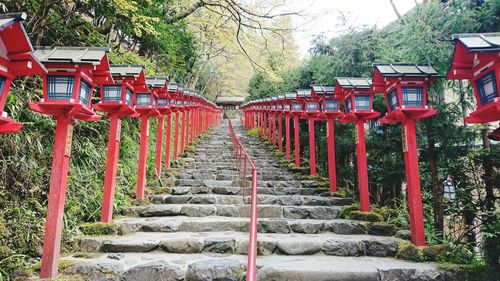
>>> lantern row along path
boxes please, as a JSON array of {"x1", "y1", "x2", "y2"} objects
[{"x1": 61, "y1": 120, "x2": 444, "y2": 281}]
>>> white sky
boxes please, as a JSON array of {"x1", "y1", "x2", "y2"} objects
[{"x1": 289, "y1": 0, "x2": 421, "y2": 57}]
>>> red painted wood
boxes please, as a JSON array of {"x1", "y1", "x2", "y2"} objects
[
  {"x1": 100, "y1": 114, "x2": 121, "y2": 223},
  {"x1": 294, "y1": 115, "x2": 300, "y2": 168},
  {"x1": 308, "y1": 118, "x2": 317, "y2": 176},
  {"x1": 165, "y1": 113, "x2": 172, "y2": 169},
  {"x1": 180, "y1": 111, "x2": 186, "y2": 155},
  {"x1": 285, "y1": 115, "x2": 291, "y2": 160},
  {"x1": 356, "y1": 121, "x2": 371, "y2": 212},
  {"x1": 155, "y1": 115, "x2": 164, "y2": 178},
  {"x1": 403, "y1": 119, "x2": 426, "y2": 246},
  {"x1": 40, "y1": 115, "x2": 73, "y2": 279},
  {"x1": 272, "y1": 114, "x2": 276, "y2": 146},
  {"x1": 173, "y1": 112, "x2": 180, "y2": 160},
  {"x1": 136, "y1": 115, "x2": 149, "y2": 200},
  {"x1": 326, "y1": 118, "x2": 337, "y2": 192},
  {"x1": 278, "y1": 114, "x2": 283, "y2": 152}
]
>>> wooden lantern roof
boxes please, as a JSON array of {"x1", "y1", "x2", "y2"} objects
[
  {"x1": 34, "y1": 46, "x2": 113, "y2": 83},
  {"x1": 311, "y1": 85, "x2": 335, "y2": 95},
  {"x1": 371, "y1": 63, "x2": 439, "y2": 93},
  {"x1": 446, "y1": 33, "x2": 500, "y2": 80},
  {"x1": 146, "y1": 77, "x2": 168, "y2": 89},
  {"x1": 0, "y1": 12, "x2": 46, "y2": 76}
]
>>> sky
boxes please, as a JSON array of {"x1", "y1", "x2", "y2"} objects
[{"x1": 289, "y1": 0, "x2": 421, "y2": 57}]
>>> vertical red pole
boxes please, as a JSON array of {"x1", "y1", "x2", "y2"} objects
[
  {"x1": 285, "y1": 115, "x2": 291, "y2": 160},
  {"x1": 308, "y1": 118, "x2": 317, "y2": 176},
  {"x1": 40, "y1": 115, "x2": 73, "y2": 279},
  {"x1": 403, "y1": 119, "x2": 426, "y2": 246},
  {"x1": 173, "y1": 112, "x2": 179, "y2": 160},
  {"x1": 101, "y1": 114, "x2": 121, "y2": 223},
  {"x1": 326, "y1": 118, "x2": 337, "y2": 193},
  {"x1": 155, "y1": 115, "x2": 164, "y2": 178},
  {"x1": 272, "y1": 114, "x2": 276, "y2": 146},
  {"x1": 263, "y1": 113, "x2": 267, "y2": 138},
  {"x1": 180, "y1": 111, "x2": 186, "y2": 155},
  {"x1": 165, "y1": 113, "x2": 172, "y2": 169},
  {"x1": 356, "y1": 121, "x2": 370, "y2": 212},
  {"x1": 136, "y1": 115, "x2": 149, "y2": 200},
  {"x1": 294, "y1": 115, "x2": 300, "y2": 168},
  {"x1": 278, "y1": 114, "x2": 283, "y2": 152}
]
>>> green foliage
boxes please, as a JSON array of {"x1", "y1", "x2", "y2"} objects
[{"x1": 247, "y1": 128, "x2": 259, "y2": 138}]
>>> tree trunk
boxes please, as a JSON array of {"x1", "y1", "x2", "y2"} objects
[{"x1": 424, "y1": 119, "x2": 444, "y2": 240}]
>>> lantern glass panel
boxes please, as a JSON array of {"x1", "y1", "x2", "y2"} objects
[
  {"x1": 346, "y1": 98, "x2": 352, "y2": 112},
  {"x1": 103, "y1": 85, "x2": 122, "y2": 102},
  {"x1": 79, "y1": 80, "x2": 92, "y2": 105},
  {"x1": 388, "y1": 90, "x2": 398, "y2": 111},
  {"x1": 125, "y1": 88, "x2": 133, "y2": 105},
  {"x1": 306, "y1": 102, "x2": 318, "y2": 111},
  {"x1": 176, "y1": 100, "x2": 183, "y2": 106},
  {"x1": 48, "y1": 76, "x2": 74, "y2": 100},
  {"x1": 476, "y1": 71, "x2": 498, "y2": 105},
  {"x1": 158, "y1": 98, "x2": 168, "y2": 107},
  {"x1": 355, "y1": 96, "x2": 370, "y2": 110},
  {"x1": 153, "y1": 97, "x2": 158, "y2": 107},
  {"x1": 170, "y1": 99, "x2": 176, "y2": 105},
  {"x1": 325, "y1": 100, "x2": 338, "y2": 111},
  {"x1": 402, "y1": 87, "x2": 423, "y2": 106},
  {"x1": 284, "y1": 104, "x2": 291, "y2": 111},
  {"x1": 292, "y1": 103, "x2": 302, "y2": 111},
  {"x1": 136, "y1": 93, "x2": 151, "y2": 106}
]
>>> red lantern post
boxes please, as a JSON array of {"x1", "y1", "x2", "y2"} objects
[
  {"x1": 313, "y1": 85, "x2": 343, "y2": 192},
  {"x1": 171, "y1": 87, "x2": 183, "y2": 160},
  {"x1": 147, "y1": 77, "x2": 169, "y2": 178},
  {"x1": 337, "y1": 77, "x2": 379, "y2": 212},
  {"x1": 446, "y1": 33, "x2": 500, "y2": 139},
  {"x1": 270, "y1": 96, "x2": 278, "y2": 146},
  {"x1": 276, "y1": 95, "x2": 285, "y2": 152},
  {"x1": 133, "y1": 79, "x2": 159, "y2": 200},
  {"x1": 94, "y1": 65, "x2": 144, "y2": 223},
  {"x1": 30, "y1": 46, "x2": 113, "y2": 279},
  {"x1": 180, "y1": 90, "x2": 189, "y2": 155},
  {"x1": 0, "y1": 12, "x2": 47, "y2": 133},
  {"x1": 372, "y1": 63, "x2": 440, "y2": 246},
  {"x1": 291, "y1": 92, "x2": 303, "y2": 167},
  {"x1": 283, "y1": 93, "x2": 294, "y2": 160},
  {"x1": 298, "y1": 88, "x2": 320, "y2": 176}
]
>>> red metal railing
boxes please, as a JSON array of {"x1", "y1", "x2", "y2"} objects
[{"x1": 227, "y1": 117, "x2": 258, "y2": 281}]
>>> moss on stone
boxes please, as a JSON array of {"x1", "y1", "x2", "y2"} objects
[
  {"x1": 340, "y1": 204, "x2": 361, "y2": 219},
  {"x1": 422, "y1": 244, "x2": 446, "y2": 261},
  {"x1": 0, "y1": 245, "x2": 12, "y2": 259},
  {"x1": 367, "y1": 222, "x2": 396, "y2": 236},
  {"x1": 350, "y1": 210, "x2": 384, "y2": 222},
  {"x1": 396, "y1": 240, "x2": 424, "y2": 262},
  {"x1": 72, "y1": 252, "x2": 103, "y2": 259},
  {"x1": 79, "y1": 222, "x2": 118, "y2": 236}
]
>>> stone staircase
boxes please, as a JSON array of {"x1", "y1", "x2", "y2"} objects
[{"x1": 62, "y1": 120, "x2": 445, "y2": 281}]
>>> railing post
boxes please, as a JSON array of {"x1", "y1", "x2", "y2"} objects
[{"x1": 246, "y1": 168, "x2": 258, "y2": 281}]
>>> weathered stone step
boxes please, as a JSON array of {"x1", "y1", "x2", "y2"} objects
[
  {"x1": 125, "y1": 204, "x2": 342, "y2": 219},
  {"x1": 158, "y1": 186, "x2": 325, "y2": 196},
  {"x1": 62, "y1": 252, "x2": 444, "y2": 281},
  {"x1": 114, "y1": 216, "x2": 377, "y2": 236},
  {"x1": 175, "y1": 179, "x2": 305, "y2": 188},
  {"x1": 79, "y1": 232, "x2": 398, "y2": 258},
  {"x1": 149, "y1": 194, "x2": 352, "y2": 206}
]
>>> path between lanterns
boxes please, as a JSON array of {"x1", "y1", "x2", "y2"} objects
[{"x1": 61, "y1": 120, "x2": 444, "y2": 281}]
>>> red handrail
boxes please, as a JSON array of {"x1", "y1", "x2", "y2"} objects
[{"x1": 227, "y1": 117, "x2": 258, "y2": 281}]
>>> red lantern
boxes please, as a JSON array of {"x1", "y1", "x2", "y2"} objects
[
  {"x1": 313, "y1": 85, "x2": 343, "y2": 192},
  {"x1": 283, "y1": 94, "x2": 294, "y2": 160},
  {"x1": 446, "y1": 33, "x2": 500, "y2": 140},
  {"x1": 371, "y1": 63, "x2": 439, "y2": 247},
  {"x1": 147, "y1": 77, "x2": 169, "y2": 179},
  {"x1": 336, "y1": 77, "x2": 378, "y2": 211},
  {"x1": 94, "y1": 65, "x2": 145, "y2": 224},
  {"x1": 0, "y1": 12, "x2": 47, "y2": 132},
  {"x1": 30, "y1": 46, "x2": 113, "y2": 279}
]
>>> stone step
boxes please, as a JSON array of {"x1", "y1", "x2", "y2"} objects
[
  {"x1": 159, "y1": 186, "x2": 325, "y2": 196},
  {"x1": 149, "y1": 194, "x2": 352, "y2": 206},
  {"x1": 175, "y1": 179, "x2": 305, "y2": 188},
  {"x1": 79, "y1": 232, "x2": 398, "y2": 258},
  {"x1": 62, "y1": 253, "x2": 443, "y2": 281},
  {"x1": 125, "y1": 204, "x2": 342, "y2": 220},
  {"x1": 114, "y1": 216, "x2": 377, "y2": 236}
]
